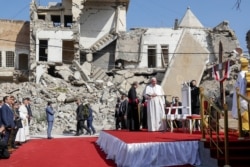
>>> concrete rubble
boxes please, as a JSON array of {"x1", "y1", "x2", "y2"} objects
[
  {"x1": 0, "y1": 56, "x2": 240, "y2": 136},
  {"x1": 0, "y1": 65, "x2": 151, "y2": 135}
]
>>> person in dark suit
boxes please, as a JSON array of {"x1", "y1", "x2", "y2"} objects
[
  {"x1": 75, "y1": 98, "x2": 91, "y2": 136},
  {"x1": 127, "y1": 81, "x2": 140, "y2": 131},
  {"x1": 0, "y1": 100, "x2": 3, "y2": 126},
  {"x1": 9, "y1": 97, "x2": 22, "y2": 149},
  {"x1": 86, "y1": 104, "x2": 96, "y2": 135},
  {"x1": 0, "y1": 96, "x2": 15, "y2": 151},
  {"x1": 45, "y1": 101, "x2": 54, "y2": 139},
  {"x1": 0, "y1": 125, "x2": 10, "y2": 159},
  {"x1": 190, "y1": 80, "x2": 200, "y2": 129}
]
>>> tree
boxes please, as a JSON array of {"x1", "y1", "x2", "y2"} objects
[{"x1": 234, "y1": 0, "x2": 241, "y2": 9}]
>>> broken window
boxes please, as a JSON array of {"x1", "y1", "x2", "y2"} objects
[
  {"x1": 0, "y1": 51, "x2": 2, "y2": 67},
  {"x1": 161, "y1": 45, "x2": 169, "y2": 65},
  {"x1": 18, "y1": 54, "x2": 28, "y2": 70},
  {"x1": 39, "y1": 40, "x2": 48, "y2": 61},
  {"x1": 62, "y1": 40, "x2": 74, "y2": 64},
  {"x1": 64, "y1": 15, "x2": 73, "y2": 27},
  {"x1": 38, "y1": 14, "x2": 46, "y2": 20},
  {"x1": 148, "y1": 45, "x2": 156, "y2": 68},
  {"x1": 6, "y1": 51, "x2": 14, "y2": 67},
  {"x1": 51, "y1": 15, "x2": 61, "y2": 27},
  {"x1": 80, "y1": 53, "x2": 86, "y2": 64}
]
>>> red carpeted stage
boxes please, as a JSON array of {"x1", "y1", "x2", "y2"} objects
[{"x1": 96, "y1": 129, "x2": 203, "y2": 167}]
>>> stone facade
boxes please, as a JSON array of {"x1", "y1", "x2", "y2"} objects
[{"x1": 0, "y1": 19, "x2": 30, "y2": 82}]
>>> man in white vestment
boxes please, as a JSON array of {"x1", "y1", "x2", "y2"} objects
[
  {"x1": 231, "y1": 58, "x2": 248, "y2": 119},
  {"x1": 144, "y1": 77, "x2": 165, "y2": 131},
  {"x1": 15, "y1": 98, "x2": 30, "y2": 142}
]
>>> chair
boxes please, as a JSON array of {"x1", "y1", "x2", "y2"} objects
[
  {"x1": 165, "y1": 104, "x2": 184, "y2": 132},
  {"x1": 186, "y1": 100, "x2": 209, "y2": 134},
  {"x1": 186, "y1": 114, "x2": 202, "y2": 134}
]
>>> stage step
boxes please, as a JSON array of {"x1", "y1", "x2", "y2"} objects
[{"x1": 203, "y1": 139, "x2": 250, "y2": 166}]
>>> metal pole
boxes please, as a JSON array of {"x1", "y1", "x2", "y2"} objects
[
  {"x1": 223, "y1": 104, "x2": 229, "y2": 166},
  {"x1": 219, "y1": 41, "x2": 224, "y2": 107}
]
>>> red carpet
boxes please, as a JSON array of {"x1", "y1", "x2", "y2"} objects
[
  {"x1": 0, "y1": 137, "x2": 116, "y2": 167},
  {"x1": 0, "y1": 130, "x2": 239, "y2": 167},
  {"x1": 104, "y1": 129, "x2": 202, "y2": 143},
  {"x1": 103, "y1": 129, "x2": 239, "y2": 144}
]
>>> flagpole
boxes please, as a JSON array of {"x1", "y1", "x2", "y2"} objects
[{"x1": 219, "y1": 41, "x2": 225, "y2": 107}]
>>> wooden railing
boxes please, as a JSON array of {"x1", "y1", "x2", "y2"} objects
[
  {"x1": 199, "y1": 87, "x2": 230, "y2": 166},
  {"x1": 236, "y1": 88, "x2": 250, "y2": 138}
]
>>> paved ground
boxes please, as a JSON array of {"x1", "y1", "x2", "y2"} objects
[
  {"x1": 31, "y1": 111, "x2": 238, "y2": 140},
  {"x1": 30, "y1": 133, "x2": 99, "y2": 139}
]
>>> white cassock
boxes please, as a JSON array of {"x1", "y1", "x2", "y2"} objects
[
  {"x1": 231, "y1": 71, "x2": 247, "y2": 119},
  {"x1": 15, "y1": 104, "x2": 30, "y2": 142},
  {"x1": 145, "y1": 84, "x2": 165, "y2": 131}
]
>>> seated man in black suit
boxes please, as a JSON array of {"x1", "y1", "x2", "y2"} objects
[{"x1": 0, "y1": 125, "x2": 10, "y2": 159}]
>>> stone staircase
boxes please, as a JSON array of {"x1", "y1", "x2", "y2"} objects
[
  {"x1": 90, "y1": 66, "x2": 109, "y2": 81},
  {"x1": 90, "y1": 33, "x2": 117, "y2": 52}
]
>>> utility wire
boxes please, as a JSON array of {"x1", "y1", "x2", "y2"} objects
[
  {"x1": 1, "y1": 38, "x2": 248, "y2": 55},
  {"x1": 10, "y1": 4, "x2": 30, "y2": 20}
]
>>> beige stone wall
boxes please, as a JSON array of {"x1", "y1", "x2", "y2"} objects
[{"x1": 0, "y1": 20, "x2": 30, "y2": 50}]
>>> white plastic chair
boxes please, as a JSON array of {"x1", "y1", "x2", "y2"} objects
[{"x1": 165, "y1": 105, "x2": 184, "y2": 132}]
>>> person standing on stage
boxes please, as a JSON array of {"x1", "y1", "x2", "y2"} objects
[
  {"x1": 127, "y1": 81, "x2": 140, "y2": 131},
  {"x1": 144, "y1": 77, "x2": 165, "y2": 132},
  {"x1": 190, "y1": 80, "x2": 200, "y2": 129}
]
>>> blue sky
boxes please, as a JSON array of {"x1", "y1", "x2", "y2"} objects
[{"x1": 1, "y1": 0, "x2": 249, "y2": 53}]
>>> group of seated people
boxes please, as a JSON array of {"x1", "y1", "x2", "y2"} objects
[{"x1": 0, "y1": 96, "x2": 32, "y2": 159}]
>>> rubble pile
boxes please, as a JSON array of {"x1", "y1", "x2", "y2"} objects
[
  {"x1": 0, "y1": 58, "x2": 240, "y2": 135},
  {"x1": 0, "y1": 62, "x2": 151, "y2": 135}
]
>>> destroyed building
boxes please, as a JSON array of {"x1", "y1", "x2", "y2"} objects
[
  {"x1": 28, "y1": 1, "x2": 240, "y2": 100},
  {"x1": 0, "y1": 1, "x2": 239, "y2": 94},
  {"x1": 0, "y1": 0, "x2": 243, "y2": 133},
  {"x1": 29, "y1": 0, "x2": 129, "y2": 83},
  {"x1": 0, "y1": 19, "x2": 30, "y2": 82}
]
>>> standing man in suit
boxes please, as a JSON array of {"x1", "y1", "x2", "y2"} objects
[
  {"x1": 75, "y1": 98, "x2": 91, "y2": 136},
  {"x1": 45, "y1": 101, "x2": 54, "y2": 139},
  {"x1": 86, "y1": 104, "x2": 96, "y2": 135},
  {"x1": 127, "y1": 81, "x2": 140, "y2": 131},
  {"x1": 190, "y1": 80, "x2": 200, "y2": 130},
  {"x1": 0, "y1": 96, "x2": 15, "y2": 151}
]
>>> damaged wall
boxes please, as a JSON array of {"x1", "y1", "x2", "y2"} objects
[
  {"x1": 36, "y1": 30, "x2": 75, "y2": 63},
  {"x1": 0, "y1": 19, "x2": 30, "y2": 82},
  {"x1": 79, "y1": 5, "x2": 118, "y2": 48}
]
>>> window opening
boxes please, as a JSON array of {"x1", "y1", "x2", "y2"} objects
[
  {"x1": 6, "y1": 51, "x2": 15, "y2": 67},
  {"x1": 39, "y1": 40, "x2": 48, "y2": 61},
  {"x1": 148, "y1": 46, "x2": 156, "y2": 68},
  {"x1": 51, "y1": 15, "x2": 61, "y2": 27}
]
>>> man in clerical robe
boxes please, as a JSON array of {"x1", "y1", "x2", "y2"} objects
[
  {"x1": 144, "y1": 77, "x2": 165, "y2": 132},
  {"x1": 127, "y1": 81, "x2": 140, "y2": 131},
  {"x1": 231, "y1": 58, "x2": 248, "y2": 119}
]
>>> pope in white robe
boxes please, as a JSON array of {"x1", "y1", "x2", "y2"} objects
[
  {"x1": 15, "y1": 102, "x2": 30, "y2": 142},
  {"x1": 144, "y1": 77, "x2": 165, "y2": 131},
  {"x1": 231, "y1": 71, "x2": 247, "y2": 119}
]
